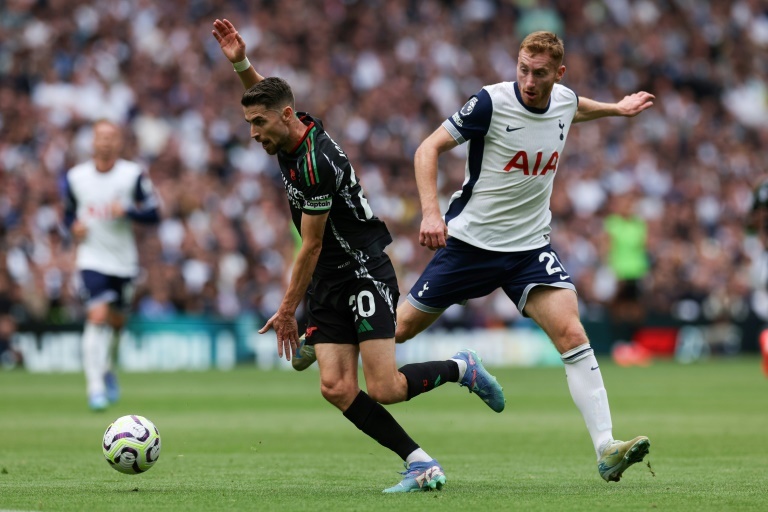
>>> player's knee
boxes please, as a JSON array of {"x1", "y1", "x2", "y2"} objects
[
  {"x1": 87, "y1": 307, "x2": 109, "y2": 325},
  {"x1": 553, "y1": 322, "x2": 589, "y2": 352},
  {"x1": 366, "y1": 380, "x2": 399, "y2": 405},
  {"x1": 319, "y1": 378, "x2": 357, "y2": 409}
]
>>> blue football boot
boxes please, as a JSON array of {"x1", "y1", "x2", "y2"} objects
[
  {"x1": 382, "y1": 459, "x2": 446, "y2": 493},
  {"x1": 453, "y1": 349, "x2": 505, "y2": 413}
]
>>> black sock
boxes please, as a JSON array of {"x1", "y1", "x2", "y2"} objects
[
  {"x1": 398, "y1": 360, "x2": 459, "y2": 400},
  {"x1": 343, "y1": 390, "x2": 419, "y2": 460}
]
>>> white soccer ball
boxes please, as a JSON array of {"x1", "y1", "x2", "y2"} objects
[{"x1": 102, "y1": 415, "x2": 161, "y2": 474}]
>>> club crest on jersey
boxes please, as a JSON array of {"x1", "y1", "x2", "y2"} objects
[{"x1": 460, "y1": 97, "x2": 478, "y2": 117}]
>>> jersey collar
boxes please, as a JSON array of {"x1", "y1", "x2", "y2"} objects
[
  {"x1": 287, "y1": 115, "x2": 316, "y2": 155},
  {"x1": 513, "y1": 82, "x2": 551, "y2": 114}
]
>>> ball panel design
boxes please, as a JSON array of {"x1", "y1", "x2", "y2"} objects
[{"x1": 102, "y1": 415, "x2": 161, "y2": 475}]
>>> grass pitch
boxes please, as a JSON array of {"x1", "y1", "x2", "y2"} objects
[{"x1": 1, "y1": 357, "x2": 767, "y2": 511}]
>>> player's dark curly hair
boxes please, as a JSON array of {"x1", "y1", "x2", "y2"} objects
[{"x1": 241, "y1": 77, "x2": 295, "y2": 110}]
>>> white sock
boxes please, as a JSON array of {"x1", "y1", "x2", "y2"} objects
[
  {"x1": 451, "y1": 358, "x2": 467, "y2": 381},
  {"x1": 405, "y1": 448, "x2": 433, "y2": 465},
  {"x1": 561, "y1": 343, "x2": 614, "y2": 459},
  {"x1": 82, "y1": 322, "x2": 111, "y2": 397}
]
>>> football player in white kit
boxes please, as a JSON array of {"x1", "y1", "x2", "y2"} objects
[
  {"x1": 399, "y1": 31, "x2": 655, "y2": 482},
  {"x1": 63, "y1": 120, "x2": 160, "y2": 410}
]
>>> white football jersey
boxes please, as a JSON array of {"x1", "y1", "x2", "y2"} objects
[
  {"x1": 441, "y1": 82, "x2": 578, "y2": 251},
  {"x1": 65, "y1": 159, "x2": 152, "y2": 277}
]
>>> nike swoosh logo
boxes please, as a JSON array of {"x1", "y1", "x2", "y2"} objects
[
  {"x1": 591, "y1": 366, "x2": 599, "y2": 371},
  {"x1": 506, "y1": 126, "x2": 523, "y2": 132},
  {"x1": 559, "y1": 274, "x2": 570, "y2": 280}
]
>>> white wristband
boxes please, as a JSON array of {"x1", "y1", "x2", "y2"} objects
[{"x1": 233, "y1": 57, "x2": 250, "y2": 72}]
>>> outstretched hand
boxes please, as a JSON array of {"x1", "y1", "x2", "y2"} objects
[
  {"x1": 258, "y1": 310, "x2": 299, "y2": 361},
  {"x1": 616, "y1": 91, "x2": 655, "y2": 117},
  {"x1": 212, "y1": 18, "x2": 246, "y2": 63}
]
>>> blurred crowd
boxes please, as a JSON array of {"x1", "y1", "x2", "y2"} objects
[{"x1": 1, "y1": 0, "x2": 768, "y2": 346}]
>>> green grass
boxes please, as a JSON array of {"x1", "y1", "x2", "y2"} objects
[{"x1": 1, "y1": 358, "x2": 767, "y2": 511}]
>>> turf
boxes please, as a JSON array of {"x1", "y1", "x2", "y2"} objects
[{"x1": 1, "y1": 357, "x2": 767, "y2": 511}]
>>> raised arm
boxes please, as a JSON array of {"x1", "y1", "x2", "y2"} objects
[
  {"x1": 413, "y1": 126, "x2": 459, "y2": 250},
  {"x1": 572, "y1": 91, "x2": 655, "y2": 124},
  {"x1": 212, "y1": 18, "x2": 264, "y2": 89}
]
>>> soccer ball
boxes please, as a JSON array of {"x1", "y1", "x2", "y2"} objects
[{"x1": 102, "y1": 415, "x2": 161, "y2": 474}]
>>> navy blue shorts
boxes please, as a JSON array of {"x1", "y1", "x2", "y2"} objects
[
  {"x1": 406, "y1": 238, "x2": 575, "y2": 317},
  {"x1": 80, "y1": 270, "x2": 134, "y2": 311}
]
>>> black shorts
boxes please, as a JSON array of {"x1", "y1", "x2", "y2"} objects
[{"x1": 304, "y1": 254, "x2": 399, "y2": 346}]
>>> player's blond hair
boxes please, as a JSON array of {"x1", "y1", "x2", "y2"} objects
[
  {"x1": 520, "y1": 31, "x2": 564, "y2": 66},
  {"x1": 92, "y1": 118, "x2": 120, "y2": 131}
]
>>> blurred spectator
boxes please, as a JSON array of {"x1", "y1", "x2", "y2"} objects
[
  {"x1": 0, "y1": 268, "x2": 22, "y2": 367},
  {"x1": 747, "y1": 175, "x2": 768, "y2": 321},
  {"x1": 0, "y1": 0, "x2": 766, "y2": 336},
  {"x1": 137, "y1": 278, "x2": 178, "y2": 319},
  {"x1": 601, "y1": 191, "x2": 649, "y2": 343}
]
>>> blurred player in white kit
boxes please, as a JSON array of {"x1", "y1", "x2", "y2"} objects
[{"x1": 62, "y1": 120, "x2": 161, "y2": 411}]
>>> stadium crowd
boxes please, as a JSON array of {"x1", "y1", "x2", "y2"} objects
[{"x1": 1, "y1": 0, "x2": 767, "y2": 352}]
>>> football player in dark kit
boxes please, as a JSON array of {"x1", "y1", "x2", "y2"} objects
[{"x1": 212, "y1": 18, "x2": 505, "y2": 493}]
